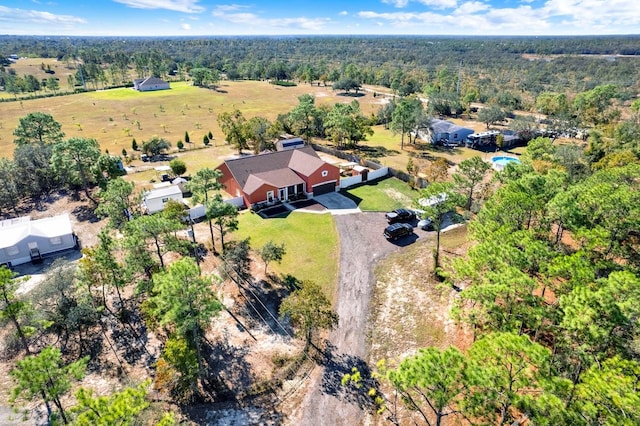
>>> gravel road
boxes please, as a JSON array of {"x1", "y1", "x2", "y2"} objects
[{"x1": 293, "y1": 211, "x2": 407, "y2": 426}]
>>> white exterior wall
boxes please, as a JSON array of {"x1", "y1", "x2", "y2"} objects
[
  {"x1": 0, "y1": 233, "x2": 75, "y2": 266},
  {"x1": 143, "y1": 194, "x2": 183, "y2": 214},
  {"x1": 142, "y1": 186, "x2": 183, "y2": 214},
  {"x1": 140, "y1": 83, "x2": 169, "y2": 92}
]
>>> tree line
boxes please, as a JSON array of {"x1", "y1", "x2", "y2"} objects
[{"x1": 3, "y1": 35, "x2": 640, "y2": 109}]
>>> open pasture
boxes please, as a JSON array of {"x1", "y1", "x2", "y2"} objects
[{"x1": 0, "y1": 79, "x2": 389, "y2": 158}]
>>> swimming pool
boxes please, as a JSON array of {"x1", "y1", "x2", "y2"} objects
[{"x1": 491, "y1": 156, "x2": 521, "y2": 171}]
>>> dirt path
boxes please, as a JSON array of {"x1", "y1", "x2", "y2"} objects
[{"x1": 290, "y1": 212, "x2": 403, "y2": 426}]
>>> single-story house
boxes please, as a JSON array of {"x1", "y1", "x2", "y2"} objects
[
  {"x1": 425, "y1": 119, "x2": 474, "y2": 145},
  {"x1": 0, "y1": 214, "x2": 77, "y2": 266},
  {"x1": 133, "y1": 77, "x2": 170, "y2": 92},
  {"x1": 216, "y1": 146, "x2": 341, "y2": 208},
  {"x1": 142, "y1": 185, "x2": 183, "y2": 214}
]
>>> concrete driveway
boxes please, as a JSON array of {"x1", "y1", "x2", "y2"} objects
[{"x1": 312, "y1": 192, "x2": 360, "y2": 214}]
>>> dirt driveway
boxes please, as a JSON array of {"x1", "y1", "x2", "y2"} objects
[{"x1": 288, "y1": 212, "x2": 414, "y2": 425}]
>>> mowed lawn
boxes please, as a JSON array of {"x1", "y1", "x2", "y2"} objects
[
  {"x1": 232, "y1": 211, "x2": 339, "y2": 297},
  {"x1": 341, "y1": 176, "x2": 421, "y2": 212}
]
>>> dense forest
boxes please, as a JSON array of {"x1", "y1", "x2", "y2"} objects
[{"x1": 2, "y1": 35, "x2": 640, "y2": 103}]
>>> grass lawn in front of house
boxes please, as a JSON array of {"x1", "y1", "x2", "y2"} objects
[
  {"x1": 341, "y1": 176, "x2": 420, "y2": 212},
  {"x1": 234, "y1": 210, "x2": 339, "y2": 297}
]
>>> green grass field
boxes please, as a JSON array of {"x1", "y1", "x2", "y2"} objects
[
  {"x1": 232, "y1": 210, "x2": 339, "y2": 297},
  {"x1": 341, "y1": 176, "x2": 420, "y2": 211},
  {"x1": 0, "y1": 77, "x2": 385, "y2": 159}
]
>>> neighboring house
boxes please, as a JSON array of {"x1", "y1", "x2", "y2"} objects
[
  {"x1": 0, "y1": 214, "x2": 77, "y2": 266},
  {"x1": 216, "y1": 146, "x2": 341, "y2": 208},
  {"x1": 276, "y1": 137, "x2": 305, "y2": 151},
  {"x1": 424, "y1": 119, "x2": 474, "y2": 145},
  {"x1": 142, "y1": 185, "x2": 183, "y2": 214},
  {"x1": 133, "y1": 77, "x2": 170, "y2": 92}
]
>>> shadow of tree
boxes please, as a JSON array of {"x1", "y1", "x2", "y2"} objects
[
  {"x1": 183, "y1": 401, "x2": 283, "y2": 426},
  {"x1": 72, "y1": 204, "x2": 100, "y2": 223},
  {"x1": 234, "y1": 279, "x2": 292, "y2": 339},
  {"x1": 338, "y1": 189, "x2": 363, "y2": 207},
  {"x1": 109, "y1": 303, "x2": 156, "y2": 369},
  {"x1": 356, "y1": 145, "x2": 400, "y2": 158},
  {"x1": 201, "y1": 331, "x2": 254, "y2": 402},
  {"x1": 318, "y1": 342, "x2": 380, "y2": 412}
]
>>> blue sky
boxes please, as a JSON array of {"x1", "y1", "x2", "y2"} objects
[{"x1": 1, "y1": 0, "x2": 639, "y2": 36}]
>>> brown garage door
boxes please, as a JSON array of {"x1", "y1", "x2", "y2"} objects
[{"x1": 312, "y1": 181, "x2": 336, "y2": 196}]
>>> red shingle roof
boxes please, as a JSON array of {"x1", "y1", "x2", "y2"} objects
[{"x1": 221, "y1": 146, "x2": 324, "y2": 195}]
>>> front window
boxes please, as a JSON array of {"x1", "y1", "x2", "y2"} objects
[
  {"x1": 6, "y1": 246, "x2": 19, "y2": 256},
  {"x1": 50, "y1": 236, "x2": 62, "y2": 245}
]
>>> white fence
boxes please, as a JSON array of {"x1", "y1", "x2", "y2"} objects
[
  {"x1": 187, "y1": 196, "x2": 245, "y2": 221},
  {"x1": 368, "y1": 167, "x2": 389, "y2": 181},
  {"x1": 188, "y1": 205, "x2": 206, "y2": 221},
  {"x1": 339, "y1": 167, "x2": 388, "y2": 189},
  {"x1": 339, "y1": 175, "x2": 362, "y2": 189},
  {"x1": 225, "y1": 196, "x2": 245, "y2": 208}
]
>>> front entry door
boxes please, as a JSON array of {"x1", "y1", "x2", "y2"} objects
[{"x1": 279, "y1": 188, "x2": 286, "y2": 200}]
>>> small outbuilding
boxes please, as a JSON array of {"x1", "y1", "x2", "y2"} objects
[
  {"x1": 133, "y1": 77, "x2": 170, "y2": 92},
  {"x1": 172, "y1": 177, "x2": 189, "y2": 194},
  {"x1": 276, "y1": 137, "x2": 305, "y2": 151},
  {"x1": 0, "y1": 214, "x2": 77, "y2": 266},
  {"x1": 142, "y1": 185, "x2": 183, "y2": 214}
]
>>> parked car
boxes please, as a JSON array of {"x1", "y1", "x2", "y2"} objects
[
  {"x1": 384, "y1": 223, "x2": 414, "y2": 241},
  {"x1": 385, "y1": 208, "x2": 416, "y2": 224},
  {"x1": 417, "y1": 218, "x2": 434, "y2": 231}
]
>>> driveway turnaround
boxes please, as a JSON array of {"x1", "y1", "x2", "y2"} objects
[{"x1": 313, "y1": 192, "x2": 360, "y2": 213}]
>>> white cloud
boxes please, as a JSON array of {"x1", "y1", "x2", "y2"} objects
[
  {"x1": 214, "y1": 4, "x2": 250, "y2": 12},
  {"x1": 358, "y1": 0, "x2": 640, "y2": 35},
  {"x1": 112, "y1": 0, "x2": 204, "y2": 13},
  {"x1": 339, "y1": 10, "x2": 348, "y2": 16},
  {"x1": 212, "y1": 6, "x2": 330, "y2": 32},
  {"x1": 382, "y1": 0, "x2": 410, "y2": 7},
  {"x1": 181, "y1": 23, "x2": 191, "y2": 30},
  {"x1": 416, "y1": 0, "x2": 458, "y2": 8},
  {"x1": 0, "y1": 6, "x2": 86, "y2": 25},
  {"x1": 383, "y1": 0, "x2": 458, "y2": 8},
  {"x1": 454, "y1": 1, "x2": 490, "y2": 15}
]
